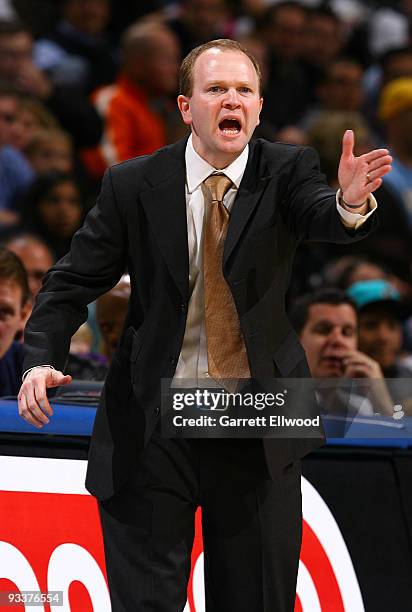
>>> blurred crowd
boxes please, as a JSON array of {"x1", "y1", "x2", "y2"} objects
[{"x1": 1, "y1": 0, "x2": 412, "y2": 417}]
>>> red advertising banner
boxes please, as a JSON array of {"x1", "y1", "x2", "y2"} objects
[{"x1": 0, "y1": 457, "x2": 364, "y2": 611}]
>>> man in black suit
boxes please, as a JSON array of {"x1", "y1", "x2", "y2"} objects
[{"x1": 18, "y1": 40, "x2": 391, "y2": 611}]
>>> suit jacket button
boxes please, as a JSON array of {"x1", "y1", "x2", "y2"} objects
[
  {"x1": 155, "y1": 406, "x2": 160, "y2": 417},
  {"x1": 170, "y1": 355, "x2": 177, "y2": 365},
  {"x1": 180, "y1": 303, "x2": 187, "y2": 313}
]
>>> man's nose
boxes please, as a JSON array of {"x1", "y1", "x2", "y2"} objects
[
  {"x1": 223, "y1": 89, "x2": 241, "y2": 108},
  {"x1": 328, "y1": 328, "x2": 348, "y2": 347}
]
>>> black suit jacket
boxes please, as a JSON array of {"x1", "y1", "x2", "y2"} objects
[{"x1": 23, "y1": 137, "x2": 376, "y2": 500}]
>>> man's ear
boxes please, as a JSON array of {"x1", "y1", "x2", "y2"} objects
[
  {"x1": 177, "y1": 95, "x2": 192, "y2": 126},
  {"x1": 256, "y1": 97, "x2": 263, "y2": 126}
]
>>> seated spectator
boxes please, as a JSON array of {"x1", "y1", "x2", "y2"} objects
[
  {"x1": 301, "y1": 6, "x2": 345, "y2": 104},
  {"x1": 258, "y1": 2, "x2": 310, "y2": 129},
  {"x1": 325, "y1": 255, "x2": 412, "y2": 301},
  {"x1": 96, "y1": 274, "x2": 130, "y2": 362},
  {"x1": 0, "y1": 19, "x2": 102, "y2": 148},
  {"x1": 347, "y1": 279, "x2": 412, "y2": 379},
  {"x1": 306, "y1": 111, "x2": 373, "y2": 188},
  {"x1": 34, "y1": 0, "x2": 117, "y2": 94},
  {"x1": 0, "y1": 84, "x2": 34, "y2": 224},
  {"x1": 363, "y1": 46, "x2": 412, "y2": 141},
  {"x1": 167, "y1": 0, "x2": 229, "y2": 58},
  {"x1": 378, "y1": 77, "x2": 412, "y2": 219},
  {"x1": 364, "y1": 77, "x2": 412, "y2": 278},
  {"x1": 12, "y1": 96, "x2": 59, "y2": 152},
  {"x1": 300, "y1": 58, "x2": 365, "y2": 130},
  {"x1": 5, "y1": 233, "x2": 54, "y2": 298},
  {"x1": 19, "y1": 172, "x2": 85, "y2": 259},
  {"x1": 290, "y1": 288, "x2": 394, "y2": 417},
  {"x1": 25, "y1": 128, "x2": 73, "y2": 175},
  {"x1": 82, "y1": 21, "x2": 180, "y2": 178},
  {"x1": 325, "y1": 256, "x2": 387, "y2": 290},
  {"x1": 0, "y1": 247, "x2": 31, "y2": 396}
]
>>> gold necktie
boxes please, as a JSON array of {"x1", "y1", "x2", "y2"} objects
[{"x1": 203, "y1": 174, "x2": 250, "y2": 383}]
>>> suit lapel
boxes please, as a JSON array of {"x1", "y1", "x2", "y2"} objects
[
  {"x1": 140, "y1": 139, "x2": 189, "y2": 301},
  {"x1": 223, "y1": 140, "x2": 272, "y2": 267}
]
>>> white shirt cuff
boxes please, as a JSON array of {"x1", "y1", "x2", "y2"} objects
[
  {"x1": 22, "y1": 365, "x2": 55, "y2": 382},
  {"x1": 336, "y1": 189, "x2": 377, "y2": 230}
]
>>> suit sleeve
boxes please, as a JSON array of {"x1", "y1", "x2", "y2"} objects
[
  {"x1": 281, "y1": 146, "x2": 377, "y2": 243},
  {"x1": 23, "y1": 167, "x2": 127, "y2": 372}
]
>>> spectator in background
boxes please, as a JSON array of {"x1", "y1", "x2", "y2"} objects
[
  {"x1": 0, "y1": 84, "x2": 34, "y2": 226},
  {"x1": 325, "y1": 255, "x2": 412, "y2": 301},
  {"x1": 302, "y1": 6, "x2": 345, "y2": 103},
  {"x1": 34, "y1": 0, "x2": 117, "y2": 95},
  {"x1": 367, "y1": 77, "x2": 412, "y2": 279},
  {"x1": 347, "y1": 279, "x2": 412, "y2": 380},
  {"x1": 19, "y1": 172, "x2": 84, "y2": 259},
  {"x1": 300, "y1": 58, "x2": 365, "y2": 130},
  {"x1": 167, "y1": 0, "x2": 229, "y2": 58},
  {"x1": 364, "y1": 46, "x2": 412, "y2": 139},
  {"x1": 82, "y1": 21, "x2": 180, "y2": 179},
  {"x1": 258, "y1": 1, "x2": 309, "y2": 129},
  {"x1": 307, "y1": 111, "x2": 373, "y2": 187},
  {"x1": 326, "y1": 256, "x2": 387, "y2": 288},
  {"x1": 378, "y1": 77, "x2": 412, "y2": 213},
  {"x1": 5, "y1": 233, "x2": 54, "y2": 298},
  {"x1": 0, "y1": 247, "x2": 31, "y2": 396},
  {"x1": 380, "y1": 46, "x2": 412, "y2": 86},
  {"x1": 96, "y1": 274, "x2": 130, "y2": 363},
  {"x1": 11, "y1": 95, "x2": 59, "y2": 152},
  {"x1": 0, "y1": 19, "x2": 102, "y2": 148},
  {"x1": 25, "y1": 128, "x2": 73, "y2": 175},
  {"x1": 290, "y1": 288, "x2": 394, "y2": 417}
]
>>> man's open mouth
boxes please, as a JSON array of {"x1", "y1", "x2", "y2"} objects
[{"x1": 219, "y1": 119, "x2": 241, "y2": 135}]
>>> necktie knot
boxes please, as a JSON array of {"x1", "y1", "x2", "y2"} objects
[{"x1": 203, "y1": 174, "x2": 233, "y2": 203}]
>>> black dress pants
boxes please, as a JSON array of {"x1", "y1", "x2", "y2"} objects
[{"x1": 98, "y1": 427, "x2": 302, "y2": 612}]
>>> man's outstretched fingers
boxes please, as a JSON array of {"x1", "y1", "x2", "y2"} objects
[
  {"x1": 24, "y1": 382, "x2": 50, "y2": 425},
  {"x1": 367, "y1": 155, "x2": 392, "y2": 172},
  {"x1": 18, "y1": 391, "x2": 45, "y2": 428},
  {"x1": 364, "y1": 148, "x2": 390, "y2": 163},
  {"x1": 33, "y1": 378, "x2": 53, "y2": 417}
]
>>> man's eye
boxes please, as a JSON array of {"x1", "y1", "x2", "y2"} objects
[
  {"x1": 209, "y1": 86, "x2": 222, "y2": 93},
  {"x1": 343, "y1": 328, "x2": 355, "y2": 337},
  {"x1": 318, "y1": 329, "x2": 331, "y2": 336},
  {"x1": 239, "y1": 87, "x2": 251, "y2": 93}
]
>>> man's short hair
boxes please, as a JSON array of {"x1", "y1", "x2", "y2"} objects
[
  {"x1": 179, "y1": 38, "x2": 263, "y2": 97},
  {"x1": 289, "y1": 288, "x2": 357, "y2": 335},
  {"x1": 0, "y1": 247, "x2": 30, "y2": 306}
]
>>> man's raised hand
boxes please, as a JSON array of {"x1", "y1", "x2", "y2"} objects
[
  {"x1": 18, "y1": 368, "x2": 72, "y2": 429},
  {"x1": 338, "y1": 129, "x2": 392, "y2": 206}
]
